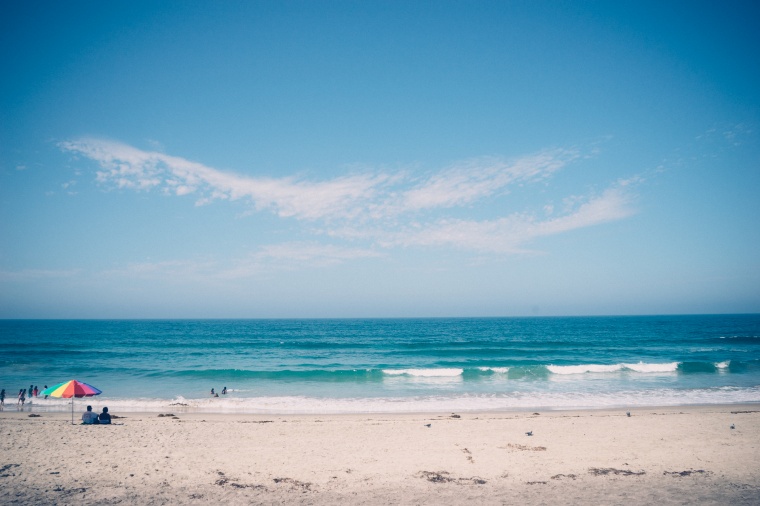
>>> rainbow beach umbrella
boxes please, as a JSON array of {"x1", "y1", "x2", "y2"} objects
[{"x1": 41, "y1": 380, "x2": 102, "y2": 425}]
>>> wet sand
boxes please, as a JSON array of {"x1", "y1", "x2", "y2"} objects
[{"x1": 1, "y1": 405, "x2": 758, "y2": 504}]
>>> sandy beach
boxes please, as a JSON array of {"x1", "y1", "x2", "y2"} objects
[{"x1": 1, "y1": 405, "x2": 758, "y2": 505}]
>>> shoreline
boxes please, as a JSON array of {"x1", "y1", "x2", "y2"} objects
[
  {"x1": 3, "y1": 403, "x2": 760, "y2": 423},
  {"x1": 2, "y1": 404, "x2": 758, "y2": 504},
  {"x1": 4, "y1": 398, "x2": 760, "y2": 416}
]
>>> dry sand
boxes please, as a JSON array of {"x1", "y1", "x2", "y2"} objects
[{"x1": 1, "y1": 405, "x2": 758, "y2": 505}]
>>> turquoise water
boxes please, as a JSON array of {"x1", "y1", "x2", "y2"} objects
[{"x1": 1, "y1": 315, "x2": 759, "y2": 413}]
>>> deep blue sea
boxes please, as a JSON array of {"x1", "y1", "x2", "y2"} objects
[{"x1": 1, "y1": 315, "x2": 759, "y2": 414}]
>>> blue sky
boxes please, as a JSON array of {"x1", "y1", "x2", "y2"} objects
[{"x1": 1, "y1": 1, "x2": 758, "y2": 318}]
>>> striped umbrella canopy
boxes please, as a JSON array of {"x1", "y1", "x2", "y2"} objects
[
  {"x1": 41, "y1": 380, "x2": 102, "y2": 425},
  {"x1": 42, "y1": 380, "x2": 101, "y2": 399}
]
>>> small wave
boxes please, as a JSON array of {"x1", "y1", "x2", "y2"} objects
[
  {"x1": 624, "y1": 362, "x2": 679, "y2": 373},
  {"x1": 547, "y1": 362, "x2": 679, "y2": 375},
  {"x1": 476, "y1": 366, "x2": 510, "y2": 374},
  {"x1": 717, "y1": 335, "x2": 760, "y2": 344},
  {"x1": 548, "y1": 364, "x2": 623, "y2": 375},
  {"x1": 382, "y1": 368, "x2": 463, "y2": 377},
  {"x1": 716, "y1": 361, "x2": 730, "y2": 369}
]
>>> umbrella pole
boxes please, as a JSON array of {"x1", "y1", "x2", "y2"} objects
[{"x1": 71, "y1": 398, "x2": 74, "y2": 425}]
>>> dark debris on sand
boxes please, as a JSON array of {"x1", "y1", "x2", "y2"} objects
[
  {"x1": 504, "y1": 443, "x2": 546, "y2": 451},
  {"x1": 51, "y1": 486, "x2": 88, "y2": 497},
  {"x1": 214, "y1": 471, "x2": 268, "y2": 491},
  {"x1": 0, "y1": 464, "x2": 20, "y2": 477},
  {"x1": 664, "y1": 469, "x2": 713, "y2": 477},
  {"x1": 273, "y1": 477, "x2": 313, "y2": 492},
  {"x1": 589, "y1": 467, "x2": 646, "y2": 476},
  {"x1": 417, "y1": 471, "x2": 486, "y2": 485}
]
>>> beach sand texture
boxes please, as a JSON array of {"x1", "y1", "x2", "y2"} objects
[{"x1": 1, "y1": 406, "x2": 758, "y2": 505}]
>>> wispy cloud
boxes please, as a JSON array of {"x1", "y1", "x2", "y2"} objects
[
  {"x1": 60, "y1": 138, "x2": 391, "y2": 221},
  {"x1": 399, "y1": 151, "x2": 575, "y2": 212},
  {"x1": 60, "y1": 138, "x2": 638, "y2": 259},
  {"x1": 328, "y1": 185, "x2": 634, "y2": 253}
]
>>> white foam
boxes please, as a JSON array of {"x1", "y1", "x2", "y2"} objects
[
  {"x1": 547, "y1": 364, "x2": 623, "y2": 375},
  {"x1": 477, "y1": 367, "x2": 510, "y2": 374},
  {"x1": 547, "y1": 362, "x2": 680, "y2": 375},
  {"x1": 623, "y1": 362, "x2": 679, "y2": 373},
  {"x1": 382, "y1": 368, "x2": 463, "y2": 377},
  {"x1": 716, "y1": 361, "x2": 730, "y2": 369}
]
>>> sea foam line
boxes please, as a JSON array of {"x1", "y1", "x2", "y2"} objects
[
  {"x1": 477, "y1": 367, "x2": 510, "y2": 374},
  {"x1": 547, "y1": 362, "x2": 680, "y2": 375},
  {"x1": 624, "y1": 362, "x2": 680, "y2": 373},
  {"x1": 382, "y1": 368, "x2": 463, "y2": 377}
]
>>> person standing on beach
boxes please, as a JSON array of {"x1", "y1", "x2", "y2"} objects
[
  {"x1": 33, "y1": 386, "x2": 38, "y2": 397},
  {"x1": 29, "y1": 385, "x2": 33, "y2": 399},
  {"x1": 0, "y1": 389, "x2": 5, "y2": 408},
  {"x1": 18, "y1": 389, "x2": 25, "y2": 407},
  {"x1": 43, "y1": 385, "x2": 48, "y2": 399}
]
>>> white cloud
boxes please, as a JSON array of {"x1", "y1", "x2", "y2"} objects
[
  {"x1": 401, "y1": 150, "x2": 575, "y2": 211},
  {"x1": 60, "y1": 138, "x2": 390, "y2": 221},
  {"x1": 329, "y1": 184, "x2": 635, "y2": 253},
  {"x1": 60, "y1": 137, "x2": 638, "y2": 260},
  {"x1": 60, "y1": 139, "x2": 579, "y2": 223},
  {"x1": 534, "y1": 187, "x2": 633, "y2": 238}
]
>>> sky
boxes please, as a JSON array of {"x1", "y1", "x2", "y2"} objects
[{"x1": 1, "y1": 0, "x2": 759, "y2": 318}]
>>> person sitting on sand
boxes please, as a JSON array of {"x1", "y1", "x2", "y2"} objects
[
  {"x1": 82, "y1": 405, "x2": 99, "y2": 424},
  {"x1": 98, "y1": 407, "x2": 111, "y2": 424}
]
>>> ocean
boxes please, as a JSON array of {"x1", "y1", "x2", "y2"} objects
[{"x1": 1, "y1": 315, "x2": 759, "y2": 414}]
